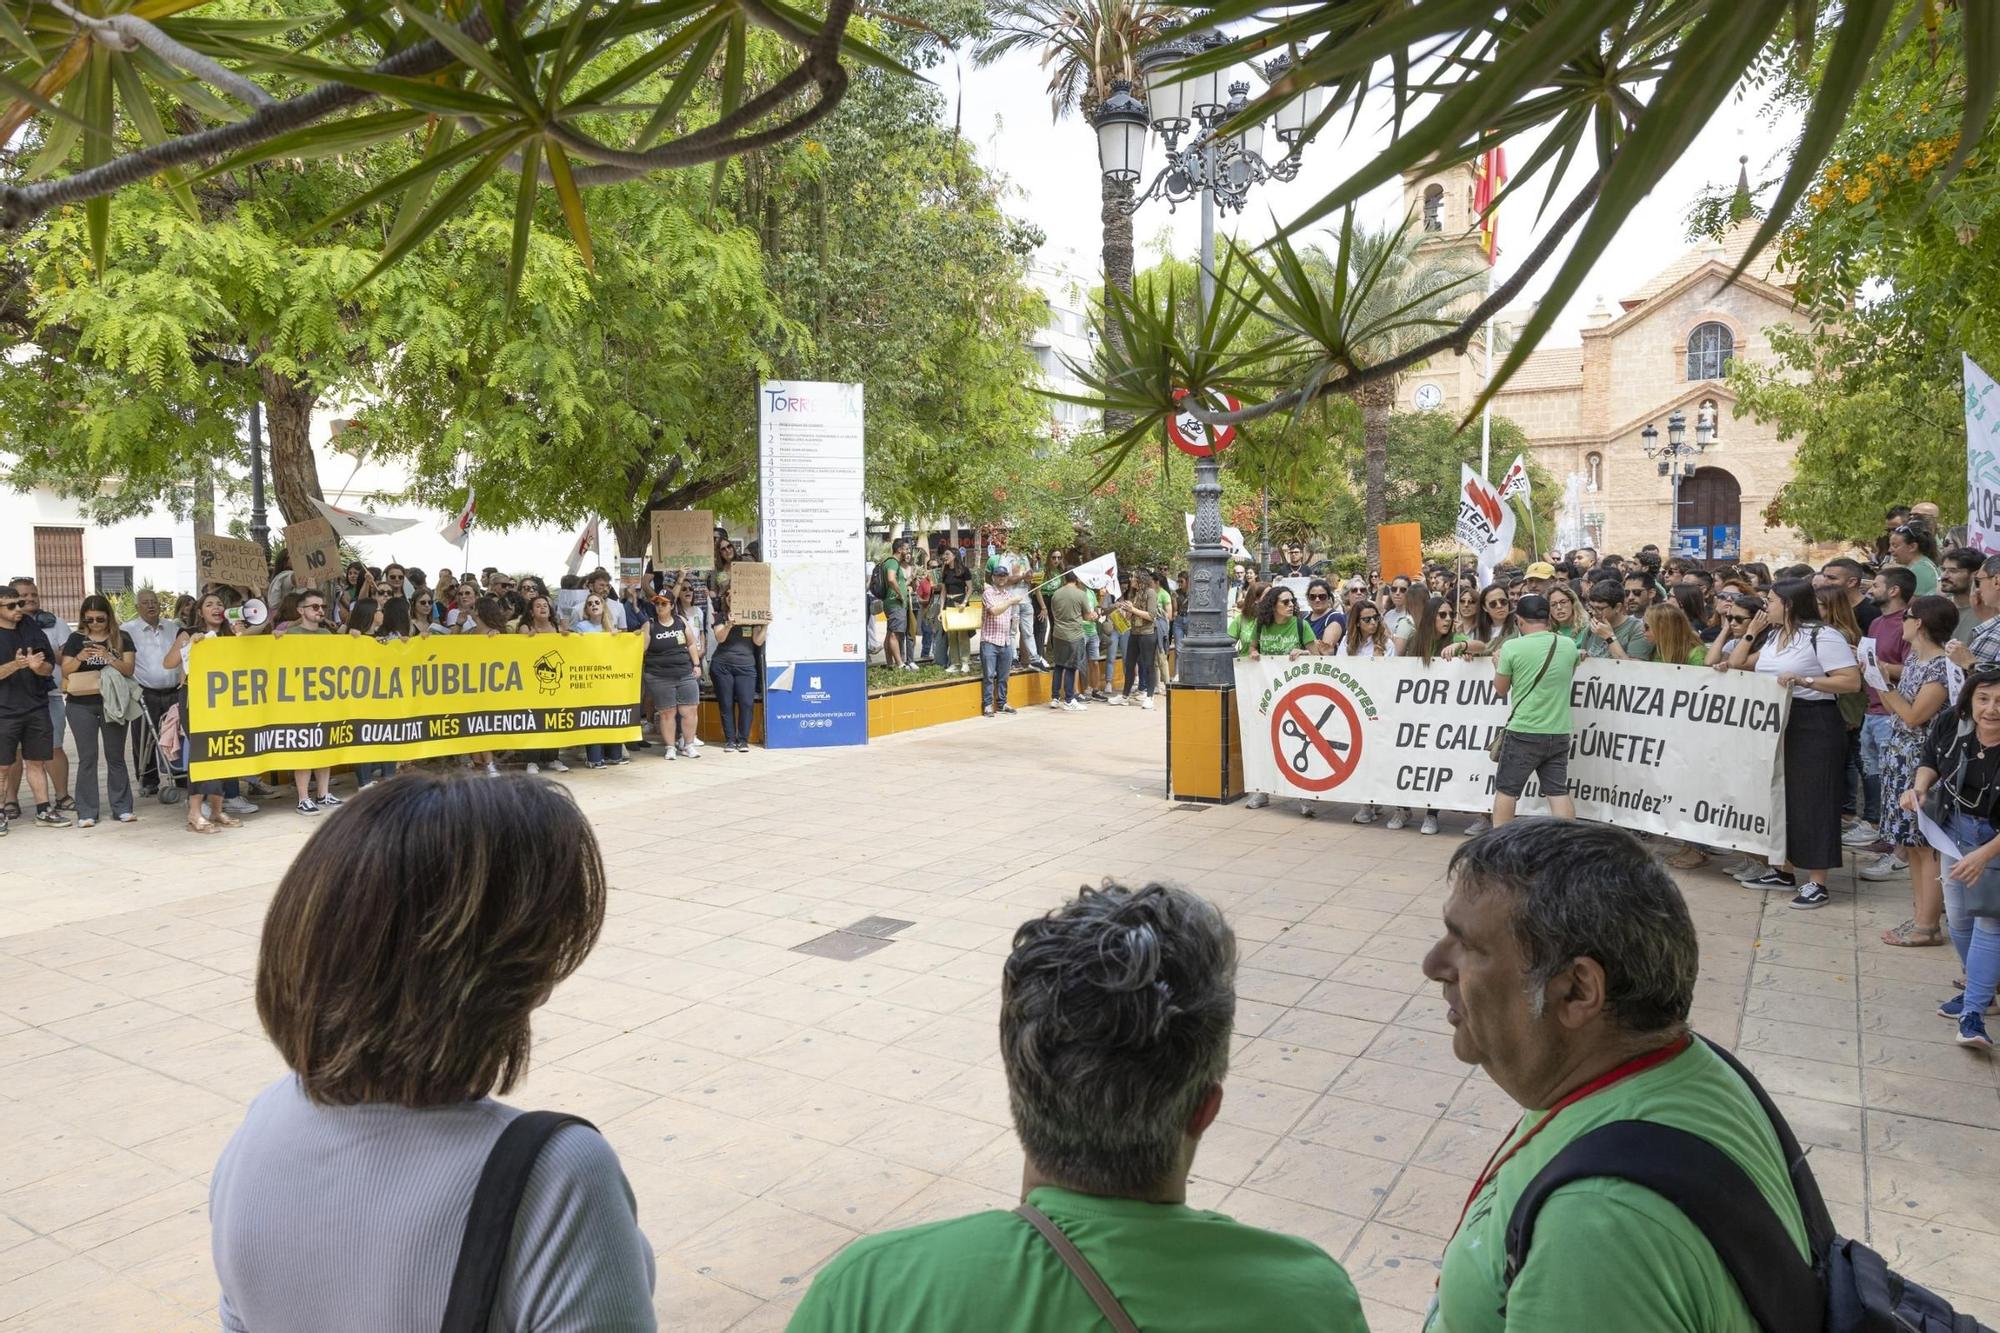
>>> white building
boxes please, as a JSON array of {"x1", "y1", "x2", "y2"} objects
[{"x1": 1027, "y1": 251, "x2": 1100, "y2": 440}]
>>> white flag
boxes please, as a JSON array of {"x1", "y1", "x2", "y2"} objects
[
  {"x1": 438, "y1": 487, "x2": 476, "y2": 548},
  {"x1": 1966, "y1": 355, "x2": 2000, "y2": 554},
  {"x1": 1071, "y1": 553, "x2": 1121, "y2": 592},
  {"x1": 309, "y1": 496, "x2": 418, "y2": 537},
  {"x1": 564, "y1": 519, "x2": 599, "y2": 578},
  {"x1": 1498, "y1": 453, "x2": 1532, "y2": 504},
  {"x1": 1455, "y1": 464, "x2": 1516, "y2": 584},
  {"x1": 1184, "y1": 513, "x2": 1247, "y2": 557}
]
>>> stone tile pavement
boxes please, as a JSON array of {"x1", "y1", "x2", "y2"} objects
[{"x1": 2, "y1": 709, "x2": 1998, "y2": 1330}]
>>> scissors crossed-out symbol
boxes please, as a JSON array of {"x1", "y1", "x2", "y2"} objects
[{"x1": 1282, "y1": 702, "x2": 1347, "y2": 773}]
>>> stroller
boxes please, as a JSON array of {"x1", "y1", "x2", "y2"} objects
[{"x1": 131, "y1": 698, "x2": 188, "y2": 805}]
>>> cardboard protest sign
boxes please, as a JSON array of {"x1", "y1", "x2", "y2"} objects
[
  {"x1": 283, "y1": 519, "x2": 341, "y2": 585},
  {"x1": 1377, "y1": 523, "x2": 1423, "y2": 581},
  {"x1": 617, "y1": 557, "x2": 646, "y2": 594},
  {"x1": 196, "y1": 534, "x2": 269, "y2": 594},
  {"x1": 730, "y1": 563, "x2": 772, "y2": 622},
  {"x1": 651, "y1": 509, "x2": 714, "y2": 570}
]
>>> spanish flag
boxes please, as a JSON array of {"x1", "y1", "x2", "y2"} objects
[{"x1": 1474, "y1": 143, "x2": 1507, "y2": 266}]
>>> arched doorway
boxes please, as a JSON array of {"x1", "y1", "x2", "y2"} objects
[{"x1": 1677, "y1": 466, "x2": 1742, "y2": 566}]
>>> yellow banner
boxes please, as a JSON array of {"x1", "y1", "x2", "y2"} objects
[{"x1": 185, "y1": 632, "x2": 644, "y2": 779}]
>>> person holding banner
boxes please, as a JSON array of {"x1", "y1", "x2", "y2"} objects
[
  {"x1": 979, "y1": 563, "x2": 1028, "y2": 718},
  {"x1": 1458, "y1": 584, "x2": 1515, "y2": 658},
  {"x1": 163, "y1": 595, "x2": 241, "y2": 835},
  {"x1": 517, "y1": 596, "x2": 573, "y2": 776},
  {"x1": 1304, "y1": 579, "x2": 1346, "y2": 650},
  {"x1": 1901, "y1": 671, "x2": 2000, "y2": 1048},
  {"x1": 1730, "y1": 580, "x2": 1863, "y2": 909},
  {"x1": 569, "y1": 593, "x2": 628, "y2": 767},
  {"x1": 1334, "y1": 602, "x2": 1397, "y2": 661},
  {"x1": 1242, "y1": 586, "x2": 1318, "y2": 663}
]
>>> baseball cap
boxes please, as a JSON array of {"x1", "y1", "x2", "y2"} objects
[
  {"x1": 1525, "y1": 561, "x2": 1557, "y2": 579},
  {"x1": 1515, "y1": 594, "x2": 1551, "y2": 620}
]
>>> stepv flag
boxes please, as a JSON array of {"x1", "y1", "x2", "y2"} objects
[{"x1": 1498, "y1": 454, "x2": 1531, "y2": 504}]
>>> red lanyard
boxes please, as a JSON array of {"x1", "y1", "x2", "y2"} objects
[{"x1": 1448, "y1": 1034, "x2": 1692, "y2": 1244}]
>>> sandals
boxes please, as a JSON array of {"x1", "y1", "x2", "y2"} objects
[
  {"x1": 185, "y1": 815, "x2": 219, "y2": 835},
  {"x1": 53, "y1": 795, "x2": 75, "y2": 813},
  {"x1": 1881, "y1": 919, "x2": 1945, "y2": 947}
]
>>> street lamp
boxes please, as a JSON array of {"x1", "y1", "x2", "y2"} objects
[
  {"x1": 1092, "y1": 33, "x2": 1321, "y2": 690},
  {"x1": 1640, "y1": 407, "x2": 1707, "y2": 556}
]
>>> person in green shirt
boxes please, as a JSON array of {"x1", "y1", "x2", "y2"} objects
[
  {"x1": 789, "y1": 883, "x2": 1369, "y2": 1333},
  {"x1": 1491, "y1": 596, "x2": 1581, "y2": 826},
  {"x1": 877, "y1": 539, "x2": 909, "y2": 669},
  {"x1": 1242, "y1": 585, "x2": 1319, "y2": 660},
  {"x1": 1422, "y1": 821, "x2": 1809, "y2": 1332},
  {"x1": 1045, "y1": 572, "x2": 1098, "y2": 711},
  {"x1": 1581, "y1": 582, "x2": 1655, "y2": 660}
]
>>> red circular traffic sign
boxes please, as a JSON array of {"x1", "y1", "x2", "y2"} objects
[
  {"x1": 1270, "y1": 682, "x2": 1363, "y2": 793},
  {"x1": 1169, "y1": 388, "x2": 1240, "y2": 457}
]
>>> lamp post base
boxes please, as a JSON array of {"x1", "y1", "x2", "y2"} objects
[{"x1": 1165, "y1": 681, "x2": 1246, "y2": 802}]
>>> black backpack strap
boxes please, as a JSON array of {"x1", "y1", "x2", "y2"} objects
[
  {"x1": 1695, "y1": 1037, "x2": 1837, "y2": 1258},
  {"x1": 439, "y1": 1111, "x2": 596, "y2": 1333},
  {"x1": 1502, "y1": 1119, "x2": 1823, "y2": 1333}
]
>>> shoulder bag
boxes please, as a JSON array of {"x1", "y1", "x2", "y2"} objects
[
  {"x1": 1921, "y1": 721, "x2": 2000, "y2": 917},
  {"x1": 439, "y1": 1111, "x2": 596, "y2": 1333},
  {"x1": 1015, "y1": 1204, "x2": 1139, "y2": 1333},
  {"x1": 1488, "y1": 634, "x2": 1559, "y2": 762}
]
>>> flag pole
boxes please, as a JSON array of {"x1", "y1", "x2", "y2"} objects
[{"x1": 1481, "y1": 320, "x2": 1492, "y2": 482}]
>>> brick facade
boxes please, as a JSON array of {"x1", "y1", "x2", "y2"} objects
[{"x1": 1398, "y1": 163, "x2": 1812, "y2": 564}]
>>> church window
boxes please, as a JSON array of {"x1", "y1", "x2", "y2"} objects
[
  {"x1": 1686, "y1": 322, "x2": 1733, "y2": 381},
  {"x1": 1422, "y1": 184, "x2": 1443, "y2": 232}
]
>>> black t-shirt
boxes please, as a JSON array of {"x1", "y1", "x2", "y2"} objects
[
  {"x1": 642, "y1": 615, "x2": 695, "y2": 678},
  {"x1": 0, "y1": 621, "x2": 56, "y2": 716},
  {"x1": 1921, "y1": 713, "x2": 2000, "y2": 826},
  {"x1": 712, "y1": 622, "x2": 759, "y2": 664},
  {"x1": 61, "y1": 630, "x2": 135, "y2": 680},
  {"x1": 940, "y1": 566, "x2": 970, "y2": 602},
  {"x1": 1853, "y1": 596, "x2": 1881, "y2": 634}
]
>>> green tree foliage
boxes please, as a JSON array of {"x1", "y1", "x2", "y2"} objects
[{"x1": 1723, "y1": 3, "x2": 1999, "y2": 542}]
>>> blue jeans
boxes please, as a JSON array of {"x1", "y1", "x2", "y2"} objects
[
  {"x1": 1052, "y1": 664, "x2": 1078, "y2": 702},
  {"x1": 353, "y1": 761, "x2": 396, "y2": 786},
  {"x1": 1858, "y1": 713, "x2": 1893, "y2": 824},
  {"x1": 1941, "y1": 811, "x2": 2000, "y2": 1014},
  {"x1": 1105, "y1": 627, "x2": 1128, "y2": 683},
  {"x1": 981, "y1": 640, "x2": 1014, "y2": 711}
]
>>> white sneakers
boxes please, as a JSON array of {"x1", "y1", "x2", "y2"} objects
[
  {"x1": 1841, "y1": 821, "x2": 1881, "y2": 847},
  {"x1": 1063, "y1": 699, "x2": 1088, "y2": 712},
  {"x1": 1049, "y1": 699, "x2": 1066, "y2": 710},
  {"x1": 1106, "y1": 694, "x2": 1126, "y2": 707},
  {"x1": 1857, "y1": 853, "x2": 1907, "y2": 881},
  {"x1": 1139, "y1": 695, "x2": 1154, "y2": 710},
  {"x1": 1384, "y1": 809, "x2": 1408, "y2": 831},
  {"x1": 1420, "y1": 814, "x2": 1440, "y2": 835}
]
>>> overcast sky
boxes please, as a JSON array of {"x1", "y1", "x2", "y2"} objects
[{"x1": 955, "y1": 52, "x2": 1801, "y2": 346}]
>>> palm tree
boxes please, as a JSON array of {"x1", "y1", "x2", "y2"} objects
[
  {"x1": 975, "y1": 0, "x2": 1184, "y2": 435},
  {"x1": 1310, "y1": 225, "x2": 1487, "y2": 571}
]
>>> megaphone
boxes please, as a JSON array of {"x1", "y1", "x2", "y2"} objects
[{"x1": 239, "y1": 598, "x2": 269, "y2": 627}]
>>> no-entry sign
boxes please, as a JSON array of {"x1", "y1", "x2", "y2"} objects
[{"x1": 1168, "y1": 388, "x2": 1240, "y2": 457}]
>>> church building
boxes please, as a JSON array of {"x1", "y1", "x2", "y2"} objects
[{"x1": 1397, "y1": 160, "x2": 1813, "y2": 565}]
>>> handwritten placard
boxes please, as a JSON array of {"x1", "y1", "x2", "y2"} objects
[
  {"x1": 284, "y1": 519, "x2": 340, "y2": 585},
  {"x1": 730, "y1": 563, "x2": 771, "y2": 623},
  {"x1": 651, "y1": 509, "x2": 714, "y2": 570},
  {"x1": 196, "y1": 534, "x2": 269, "y2": 594}
]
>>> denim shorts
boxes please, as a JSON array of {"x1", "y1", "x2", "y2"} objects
[{"x1": 1495, "y1": 730, "x2": 1570, "y2": 799}]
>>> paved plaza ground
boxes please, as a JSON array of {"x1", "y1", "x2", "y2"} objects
[{"x1": 2, "y1": 708, "x2": 1998, "y2": 1330}]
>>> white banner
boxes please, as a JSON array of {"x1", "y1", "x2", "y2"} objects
[
  {"x1": 309, "y1": 496, "x2": 418, "y2": 537},
  {"x1": 1455, "y1": 464, "x2": 1515, "y2": 584},
  {"x1": 1235, "y1": 656, "x2": 1789, "y2": 857},
  {"x1": 1499, "y1": 453, "x2": 1531, "y2": 503},
  {"x1": 759, "y1": 381, "x2": 866, "y2": 663},
  {"x1": 1185, "y1": 513, "x2": 1247, "y2": 558},
  {"x1": 1967, "y1": 354, "x2": 2000, "y2": 555}
]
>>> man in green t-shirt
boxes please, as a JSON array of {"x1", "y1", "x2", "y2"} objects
[
  {"x1": 1045, "y1": 571, "x2": 1098, "y2": 711},
  {"x1": 1491, "y1": 595, "x2": 1580, "y2": 826},
  {"x1": 1422, "y1": 821, "x2": 1810, "y2": 1332},
  {"x1": 789, "y1": 883, "x2": 1368, "y2": 1333},
  {"x1": 877, "y1": 539, "x2": 910, "y2": 669}
]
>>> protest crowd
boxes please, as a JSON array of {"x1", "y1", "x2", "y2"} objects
[{"x1": 2, "y1": 503, "x2": 1996, "y2": 1332}]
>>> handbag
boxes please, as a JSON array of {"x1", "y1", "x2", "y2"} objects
[
  {"x1": 1488, "y1": 634, "x2": 1560, "y2": 762},
  {"x1": 61, "y1": 672, "x2": 101, "y2": 698}
]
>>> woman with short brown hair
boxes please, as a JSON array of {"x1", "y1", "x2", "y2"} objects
[{"x1": 210, "y1": 775, "x2": 655, "y2": 1330}]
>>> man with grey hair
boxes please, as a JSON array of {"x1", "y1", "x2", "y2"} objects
[
  {"x1": 1422, "y1": 821, "x2": 1810, "y2": 1331},
  {"x1": 791, "y1": 882, "x2": 1367, "y2": 1332}
]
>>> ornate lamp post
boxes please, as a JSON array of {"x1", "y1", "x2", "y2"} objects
[
  {"x1": 1091, "y1": 34, "x2": 1321, "y2": 689},
  {"x1": 1641, "y1": 407, "x2": 1712, "y2": 556}
]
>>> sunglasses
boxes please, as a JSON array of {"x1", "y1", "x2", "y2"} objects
[
  {"x1": 1485, "y1": 599, "x2": 1507, "y2": 609},
  {"x1": 0, "y1": 599, "x2": 20, "y2": 610},
  {"x1": 1276, "y1": 598, "x2": 1295, "y2": 606},
  {"x1": 1359, "y1": 615, "x2": 1379, "y2": 624},
  {"x1": 302, "y1": 603, "x2": 325, "y2": 613},
  {"x1": 82, "y1": 614, "x2": 108, "y2": 623},
  {"x1": 1308, "y1": 593, "x2": 1330, "y2": 601}
]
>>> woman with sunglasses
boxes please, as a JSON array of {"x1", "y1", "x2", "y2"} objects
[
  {"x1": 59, "y1": 595, "x2": 139, "y2": 829},
  {"x1": 1706, "y1": 593, "x2": 1763, "y2": 670},
  {"x1": 1303, "y1": 579, "x2": 1346, "y2": 651},
  {"x1": 1729, "y1": 579, "x2": 1863, "y2": 909},
  {"x1": 1871, "y1": 595, "x2": 1960, "y2": 948},
  {"x1": 1899, "y1": 669, "x2": 2000, "y2": 1047},
  {"x1": 1336, "y1": 600, "x2": 1396, "y2": 660},
  {"x1": 1243, "y1": 585, "x2": 1318, "y2": 662},
  {"x1": 282, "y1": 592, "x2": 341, "y2": 812},
  {"x1": 512, "y1": 594, "x2": 573, "y2": 776},
  {"x1": 1454, "y1": 583, "x2": 1516, "y2": 659},
  {"x1": 568, "y1": 593, "x2": 628, "y2": 767},
  {"x1": 1381, "y1": 579, "x2": 1414, "y2": 643},
  {"x1": 1228, "y1": 581, "x2": 1270, "y2": 655}
]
